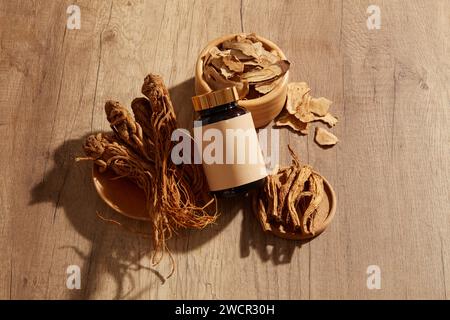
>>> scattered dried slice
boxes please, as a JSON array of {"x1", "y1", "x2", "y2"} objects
[
  {"x1": 314, "y1": 113, "x2": 338, "y2": 127},
  {"x1": 315, "y1": 127, "x2": 339, "y2": 146},
  {"x1": 294, "y1": 94, "x2": 316, "y2": 123},
  {"x1": 281, "y1": 82, "x2": 339, "y2": 143},
  {"x1": 310, "y1": 97, "x2": 332, "y2": 117},
  {"x1": 275, "y1": 111, "x2": 309, "y2": 134},
  {"x1": 286, "y1": 82, "x2": 311, "y2": 114}
]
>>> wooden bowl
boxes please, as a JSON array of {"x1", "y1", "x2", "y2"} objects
[
  {"x1": 252, "y1": 173, "x2": 337, "y2": 240},
  {"x1": 92, "y1": 165, "x2": 150, "y2": 221},
  {"x1": 195, "y1": 33, "x2": 289, "y2": 128}
]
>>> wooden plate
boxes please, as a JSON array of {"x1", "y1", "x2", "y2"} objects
[
  {"x1": 92, "y1": 165, "x2": 150, "y2": 221},
  {"x1": 252, "y1": 174, "x2": 336, "y2": 240}
]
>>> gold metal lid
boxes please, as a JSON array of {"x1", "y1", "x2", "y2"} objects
[{"x1": 192, "y1": 86, "x2": 239, "y2": 111}]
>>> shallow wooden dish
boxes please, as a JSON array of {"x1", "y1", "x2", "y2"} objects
[
  {"x1": 195, "y1": 33, "x2": 289, "y2": 129},
  {"x1": 92, "y1": 165, "x2": 150, "y2": 221},
  {"x1": 252, "y1": 174, "x2": 336, "y2": 240}
]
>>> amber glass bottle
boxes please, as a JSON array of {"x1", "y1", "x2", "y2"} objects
[{"x1": 192, "y1": 87, "x2": 267, "y2": 197}]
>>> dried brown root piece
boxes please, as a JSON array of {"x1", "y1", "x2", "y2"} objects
[
  {"x1": 301, "y1": 172, "x2": 325, "y2": 235},
  {"x1": 286, "y1": 164, "x2": 312, "y2": 230},
  {"x1": 314, "y1": 127, "x2": 339, "y2": 146},
  {"x1": 202, "y1": 33, "x2": 290, "y2": 98},
  {"x1": 264, "y1": 174, "x2": 278, "y2": 222},
  {"x1": 76, "y1": 132, "x2": 155, "y2": 197},
  {"x1": 252, "y1": 146, "x2": 327, "y2": 237},
  {"x1": 140, "y1": 74, "x2": 217, "y2": 263},
  {"x1": 131, "y1": 97, "x2": 156, "y2": 154},
  {"x1": 275, "y1": 166, "x2": 297, "y2": 223},
  {"x1": 105, "y1": 101, "x2": 150, "y2": 160}
]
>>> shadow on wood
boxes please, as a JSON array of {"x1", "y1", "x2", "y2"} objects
[
  {"x1": 239, "y1": 192, "x2": 306, "y2": 265},
  {"x1": 28, "y1": 134, "x2": 238, "y2": 299},
  {"x1": 169, "y1": 77, "x2": 196, "y2": 130}
]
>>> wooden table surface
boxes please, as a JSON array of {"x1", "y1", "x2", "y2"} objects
[{"x1": 1, "y1": 0, "x2": 449, "y2": 300}]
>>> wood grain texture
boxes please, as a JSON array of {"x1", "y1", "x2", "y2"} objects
[{"x1": 0, "y1": 0, "x2": 448, "y2": 299}]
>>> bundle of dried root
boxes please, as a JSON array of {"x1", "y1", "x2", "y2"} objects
[
  {"x1": 253, "y1": 146, "x2": 327, "y2": 237},
  {"x1": 77, "y1": 74, "x2": 217, "y2": 276},
  {"x1": 203, "y1": 33, "x2": 290, "y2": 99},
  {"x1": 275, "y1": 82, "x2": 339, "y2": 147}
]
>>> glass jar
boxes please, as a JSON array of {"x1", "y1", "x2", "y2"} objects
[{"x1": 192, "y1": 87, "x2": 267, "y2": 197}]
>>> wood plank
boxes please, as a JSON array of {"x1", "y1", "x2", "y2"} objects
[{"x1": 334, "y1": 0, "x2": 450, "y2": 299}]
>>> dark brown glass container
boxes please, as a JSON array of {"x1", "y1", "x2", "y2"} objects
[{"x1": 192, "y1": 87, "x2": 267, "y2": 198}]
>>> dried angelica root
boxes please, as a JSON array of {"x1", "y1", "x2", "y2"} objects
[
  {"x1": 131, "y1": 97, "x2": 156, "y2": 156},
  {"x1": 252, "y1": 189, "x2": 271, "y2": 232},
  {"x1": 105, "y1": 100, "x2": 153, "y2": 162},
  {"x1": 79, "y1": 74, "x2": 217, "y2": 277},
  {"x1": 131, "y1": 95, "x2": 207, "y2": 202},
  {"x1": 276, "y1": 167, "x2": 297, "y2": 223},
  {"x1": 264, "y1": 176, "x2": 278, "y2": 222},
  {"x1": 286, "y1": 165, "x2": 312, "y2": 229},
  {"x1": 301, "y1": 172, "x2": 324, "y2": 235},
  {"x1": 77, "y1": 132, "x2": 155, "y2": 199},
  {"x1": 253, "y1": 145, "x2": 326, "y2": 236},
  {"x1": 138, "y1": 75, "x2": 216, "y2": 248}
]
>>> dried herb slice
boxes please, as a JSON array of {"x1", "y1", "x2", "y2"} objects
[
  {"x1": 314, "y1": 113, "x2": 338, "y2": 127},
  {"x1": 309, "y1": 97, "x2": 332, "y2": 117},
  {"x1": 241, "y1": 60, "x2": 290, "y2": 83},
  {"x1": 275, "y1": 111, "x2": 309, "y2": 134},
  {"x1": 222, "y1": 38, "x2": 262, "y2": 59},
  {"x1": 254, "y1": 78, "x2": 282, "y2": 94},
  {"x1": 222, "y1": 55, "x2": 244, "y2": 73},
  {"x1": 204, "y1": 64, "x2": 249, "y2": 98},
  {"x1": 203, "y1": 34, "x2": 290, "y2": 99},
  {"x1": 314, "y1": 127, "x2": 339, "y2": 146},
  {"x1": 286, "y1": 82, "x2": 311, "y2": 114}
]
